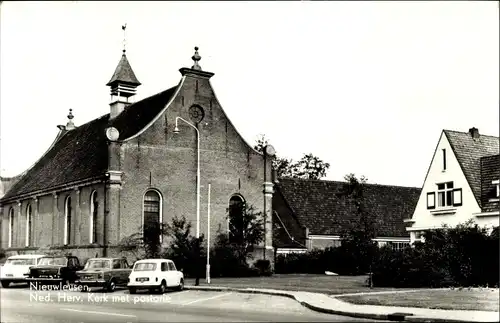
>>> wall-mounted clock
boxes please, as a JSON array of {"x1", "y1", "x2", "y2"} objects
[{"x1": 106, "y1": 127, "x2": 120, "y2": 141}]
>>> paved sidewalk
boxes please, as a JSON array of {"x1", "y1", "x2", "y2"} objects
[{"x1": 185, "y1": 285, "x2": 500, "y2": 322}]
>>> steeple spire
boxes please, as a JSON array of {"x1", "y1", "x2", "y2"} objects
[{"x1": 107, "y1": 24, "x2": 141, "y2": 119}]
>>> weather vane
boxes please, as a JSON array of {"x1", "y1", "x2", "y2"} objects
[{"x1": 122, "y1": 23, "x2": 127, "y2": 53}]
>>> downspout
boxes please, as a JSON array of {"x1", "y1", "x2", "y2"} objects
[{"x1": 263, "y1": 150, "x2": 267, "y2": 261}]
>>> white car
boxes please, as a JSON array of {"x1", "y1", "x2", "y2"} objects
[
  {"x1": 127, "y1": 259, "x2": 184, "y2": 294},
  {"x1": 1, "y1": 254, "x2": 46, "y2": 288}
]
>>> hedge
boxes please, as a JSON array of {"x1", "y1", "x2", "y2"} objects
[{"x1": 372, "y1": 224, "x2": 499, "y2": 288}]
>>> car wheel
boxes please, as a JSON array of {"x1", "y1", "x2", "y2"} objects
[
  {"x1": 158, "y1": 280, "x2": 167, "y2": 294},
  {"x1": 128, "y1": 287, "x2": 136, "y2": 294},
  {"x1": 107, "y1": 279, "x2": 116, "y2": 292},
  {"x1": 177, "y1": 279, "x2": 184, "y2": 291},
  {"x1": 1, "y1": 281, "x2": 10, "y2": 288}
]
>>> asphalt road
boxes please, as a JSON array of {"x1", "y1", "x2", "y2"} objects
[{"x1": 1, "y1": 284, "x2": 385, "y2": 322}]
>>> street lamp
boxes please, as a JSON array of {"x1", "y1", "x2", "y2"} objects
[{"x1": 173, "y1": 117, "x2": 200, "y2": 239}]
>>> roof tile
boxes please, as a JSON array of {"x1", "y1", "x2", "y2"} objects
[{"x1": 444, "y1": 130, "x2": 499, "y2": 208}]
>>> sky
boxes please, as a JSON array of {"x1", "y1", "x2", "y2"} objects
[{"x1": 0, "y1": 1, "x2": 498, "y2": 188}]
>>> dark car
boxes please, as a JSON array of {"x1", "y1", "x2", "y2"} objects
[
  {"x1": 75, "y1": 258, "x2": 132, "y2": 292},
  {"x1": 28, "y1": 255, "x2": 83, "y2": 286}
]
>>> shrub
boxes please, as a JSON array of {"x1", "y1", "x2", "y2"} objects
[{"x1": 253, "y1": 259, "x2": 272, "y2": 276}]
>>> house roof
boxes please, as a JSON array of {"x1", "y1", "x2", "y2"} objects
[
  {"x1": 106, "y1": 52, "x2": 141, "y2": 87},
  {"x1": 0, "y1": 86, "x2": 179, "y2": 202},
  {"x1": 275, "y1": 178, "x2": 421, "y2": 237},
  {"x1": 480, "y1": 154, "x2": 500, "y2": 212},
  {"x1": 444, "y1": 130, "x2": 499, "y2": 209}
]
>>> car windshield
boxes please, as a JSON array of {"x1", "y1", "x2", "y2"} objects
[
  {"x1": 5, "y1": 258, "x2": 37, "y2": 266},
  {"x1": 38, "y1": 257, "x2": 67, "y2": 266},
  {"x1": 134, "y1": 263, "x2": 157, "y2": 271},
  {"x1": 84, "y1": 260, "x2": 111, "y2": 270}
]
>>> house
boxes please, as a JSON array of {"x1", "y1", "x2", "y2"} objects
[
  {"x1": 405, "y1": 127, "x2": 499, "y2": 243},
  {"x1": 272, "y1": 178, "x2": 421, "y2": 254},
  {"x1": 0, "y1": 45, "x2": 275, "y2": 263}
]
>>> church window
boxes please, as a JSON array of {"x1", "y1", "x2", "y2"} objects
[
  {"x1": 143, "y1": 190, "x2": 162, "y2": 245},
  {"x1": 89, "y1": 191, "x2": 98, "y2": 243},
  {"x1": 26, "y1": 204, "x2": 32, "y2": 247},
  {"x1": 64, "y1": 196, "x2": 72, "y2": 245},
  {"x1": 228, "y1": 195, "x2": 245, "y2": 244},
  {"x1": 8, "y1": 208, "x2": 14, "y2": 248}
]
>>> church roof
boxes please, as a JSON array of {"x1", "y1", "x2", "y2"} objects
[
  {"x1": 275, "y1": 178, "x2": 421, "y2": 237},
  {"x1": 106, "y1": 52, "x2": 141, "y2": 87},
  {"x1": 0, "y1": 85, "x2": 178, "y2": 202},
  {"x1": 443, "y1": 129, "x2": 499, "y2": 209}
]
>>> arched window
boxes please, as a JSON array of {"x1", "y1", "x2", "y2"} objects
[
  {"x1": 64, "y1": 196, "x2": 72, "y2": 245},
  {"x1": 8, "y1": 208, "x2": 14, "y2": 248},
  {"x1": 25, "y1": 204, "x2": 32, "y2": 247},
  {"x1": 228, "y1": 195, "x2": 245, "y2": 243},
  {"x1": 89, "y1": 191, "x2": 98, "y2": 243},
  {"x1": 143, "y1": 190, "x2": 162, "y2": 245}
]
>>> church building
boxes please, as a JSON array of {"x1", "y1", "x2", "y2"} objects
[{"x1": 0, "y1": 46, "x2": 275, "y2": 262}]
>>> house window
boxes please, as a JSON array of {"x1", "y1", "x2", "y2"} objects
[
  {"x1": 452, "y1": 188, "x2": 463, "y2": 206},
  {"x1": 26, "y1": 204, "x2": 32, "y2": 247},
  {"x1": 8, "y1": 208, "x2": 14, "y2": 248},
  {"x1": 64, "y1": 196, "x2": 72, "y2": 245},
  {"x1": 391, "y1": 242, "x2": 410, "y2": 251},
  {"x1": 493, "y1": 180, "x2": 500, "y2": 198},
  {"x1": 426, "y1": 192, "x2": 436, "y2": 209},
  {"x1": 228, "y1": 195, "x2": 245, "y2": 243},
  {"x1": 89, "y1": 191, "x2": 98, "y2": 243},
  {"x1": 437, "y1": 182, "x2": 454, "y2": 207},
  {"x1": 143, "y1": 190, "x2": 162, "y2": 245},
  {"x1": 442, "y1": 149, "x2": 446, "y2": 171}
]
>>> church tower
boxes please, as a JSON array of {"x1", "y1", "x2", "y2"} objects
[{"x1": 107, "y1": 24, "x2": 141, "y2": 119}]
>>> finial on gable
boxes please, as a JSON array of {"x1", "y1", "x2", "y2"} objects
[
  {"x1": 191, "y1": 46, "x2": 202, "y2": 70},
  {"x1": 66, "y1": 109, "x2": 75, "y2": 130}
]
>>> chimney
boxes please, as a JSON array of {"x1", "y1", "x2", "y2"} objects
[{"x1": 469, "y1": 127, "x2": 480, "y2": 139}]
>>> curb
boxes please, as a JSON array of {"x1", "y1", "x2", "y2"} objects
[
  {"x1": 184, "y1": 286, "x2": 497, "y2": 323},
  {"x1": 185, "y1": 286, "x2": 400, "y2": 321}
]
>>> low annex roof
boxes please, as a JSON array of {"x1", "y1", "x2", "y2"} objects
[{"x1": 275, "y1": 178, "x2": 421, "y2": 237}]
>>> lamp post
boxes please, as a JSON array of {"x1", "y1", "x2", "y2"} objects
[
  {"x1": 173, "y1": 117, "x2": 200, "y2": 239},
  {"x1": 173, "y1": 116, "x2": 201, "y2": 286}
]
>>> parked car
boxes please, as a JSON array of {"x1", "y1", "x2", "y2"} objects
[
  {"x1": 75, "y1": 257, "x2": 131, "y2": 292},
  {"x1": 0, "y1": 254, "x2": 46, "y2": 288},
  {"x1": 127, "y1": 259, "x2": 184, "y2": 294},
  {"x1": 28, "y1": 255, "x2": 83, "y2": 285}
]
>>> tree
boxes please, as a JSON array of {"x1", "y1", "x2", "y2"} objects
[
  {"x1": 162, "y1": 215, "x2": 205, "y2": 281},
  {"x1": 336, "y1": 173, "x2": 379, "y2": 278},
  {"x1": 227, "y1": 202, "x2": 265, "y2": 263},
  {"x1": 117, "y1": 220, "x2": 167, "y2": 260},
  {"x1": 254, "y1": 134, "x2": 330, "y2": 180}
]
